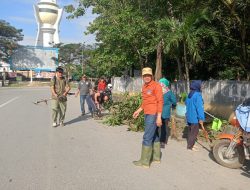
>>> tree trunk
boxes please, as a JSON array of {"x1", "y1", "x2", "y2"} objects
[
  {"x1": 155, "y1": 40, "x2": 163, "y2": 81},
  {"x1": 240, "y1": 25, "x2": 250, "y2": 80},
  {"x1": 221, "y1": 0, "x2": 249, "y2": 80},
  {"x1": 176, "y1": 57, "x2": 183, "y2": 80},
  {"x1": 130, "y1": 63, "x2": 135, "y2": 77},
  {"x1": 183, "y1": 43, "x2": 190, "y2": 92},
  {"x1": 136, "y1": 49, "x2": 144, "y2": 71}
]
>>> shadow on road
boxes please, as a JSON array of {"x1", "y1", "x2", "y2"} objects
[
  {"x1": 241, "y1": 160, "x2": 250, "y2": 178},
  {"x1": 207, "y1": 149, "x2": 250, "y2": 178},
  {"x1": 208, "y1": 151, "x2": 217, "y2": 163},
  {"x1": 196, "y1": 140, "x2": 212, "y2": 153},
  {"x1": 65, "y1": 114, "x2": 92, "y2": 126}
]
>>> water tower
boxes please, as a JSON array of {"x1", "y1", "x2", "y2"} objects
[{"x1": 34, "y1": 0, "x2": 63, "y2": 47}]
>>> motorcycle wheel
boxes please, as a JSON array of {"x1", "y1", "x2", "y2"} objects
[{"x1": 212, "y1": 139, "x2": 245, "y2": 169}]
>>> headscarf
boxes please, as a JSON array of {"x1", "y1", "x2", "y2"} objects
[
  {"x1": 159, "y1": 78, "x2": 170, "y2": 94},
  {"x1": 188, "y1": 80, "x2": 202, "y2": 98}
]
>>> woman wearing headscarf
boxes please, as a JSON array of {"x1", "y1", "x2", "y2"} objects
[
  {"x1": 185, "y1": 80, "x2": 205, "y2": 151},
  {"x1": 159, "y1": 78, "x2": 176, "y2": 148}
]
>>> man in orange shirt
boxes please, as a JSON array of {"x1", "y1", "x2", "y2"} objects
[{"x1": 133, "y1": 67, "x2": 163, "y2": 168}]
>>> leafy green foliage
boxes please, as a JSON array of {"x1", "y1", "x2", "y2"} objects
[
  {"x1": 64, "y1": 0, "x2": 250, "y2": 80},
  {"x1": 179, "y1": 92, "x2": 188, "y2": 104},
  {"x1": 0, "y1": 20, "x2": 23, "y2": 62},
  {"x1": 103, "y1": 93, "x2": 144, "y2": 131},
  {"x1": 51, "y1": 43, "x2": 96, "y2": 78},
  {"x1": 202, "y1": 119, "x2": 229, "y2": 141}
]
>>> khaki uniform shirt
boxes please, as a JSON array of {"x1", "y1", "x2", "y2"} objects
[{"x1": 50, "y1": 77, "x2": 69, "y2": 99}]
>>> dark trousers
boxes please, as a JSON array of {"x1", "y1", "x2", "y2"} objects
[
  {"x1": 160, "y1": 118, "x2": 170, "y2": 143},
  {"x1": 187, "y1": 124, "x2": 199, "y2": 149}
]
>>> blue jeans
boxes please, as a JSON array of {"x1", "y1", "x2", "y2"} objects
[
  {"x1": 86, "y1": 95, "x2": 96, "y2": 113},
  {"x1": 142, "y1": 114, "x2": 160, "y2": 146},
  {"x1": 80, "y1": 95, "x2": 87, "y2": 113},
  {"x1": 80, "y1": 95, "x2": 93, "y2": 114}
]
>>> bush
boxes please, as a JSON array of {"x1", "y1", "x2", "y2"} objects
[
  {"x1": 179, "y1": 92, "x2": 188, "y2": 104},
  {"x1": 103, "y1": 93, "x2": 144, "y2": 131}
]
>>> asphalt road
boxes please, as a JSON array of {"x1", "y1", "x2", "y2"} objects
[{"x1": 0, "y1": 87, "x2": 249, "y2": 190}]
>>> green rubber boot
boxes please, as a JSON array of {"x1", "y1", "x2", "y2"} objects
[
  {"x1": 152, "y1": 142, "x2": 161, "y2": 163},
  {"x1": 133, "y1": 145, "x2": 152, "y2": 168}
]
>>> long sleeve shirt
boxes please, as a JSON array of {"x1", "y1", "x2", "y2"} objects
[
  {"x1": 140, "y1": 80, "x2": 163, "y2": 114},
  {"x1": 185, "y1": 92, "x2": 205, "y2": 124},
  {"x1": 162, "y1": 91, "x2": 177, "y2": 119}
]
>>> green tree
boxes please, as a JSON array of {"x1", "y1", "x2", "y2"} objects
[
  {"x1": 0, "y1": 20, "x2": 23, "y2": 62},
  {"x1": 64, "y1": 0, "x2": 249, "y2": 81},
  {"x1": 65, "y1": 1, "x2": 162, "y2": 77},
  {"x1": 156, "y1": 9, "x2": 218, "y2": 84},
  {"x1": 52, "y1": 43, "x2": 94, "y2": 79},
  {"x1": 210, "y1": 0, "x2": 250, "y2": 80}
]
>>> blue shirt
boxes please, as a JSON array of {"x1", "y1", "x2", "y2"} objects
[
  {"x1": 162, "y1": 91, "x2": 176, "y2": 119},
  {"x1": 185, "y1": 92, "x2": 205, "y2": 124}
]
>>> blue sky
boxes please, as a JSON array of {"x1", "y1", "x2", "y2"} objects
[{"x1": 0, "y1": 0, "x2": 97, "y2": 46}]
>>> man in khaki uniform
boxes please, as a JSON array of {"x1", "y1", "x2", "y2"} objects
[{"x1": 50, "y1": 67, "x2": 71, "y2": 127}]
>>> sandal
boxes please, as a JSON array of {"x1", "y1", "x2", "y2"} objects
[{"x1": 191, "y1": 147, "x2": 199, "y2": 151}]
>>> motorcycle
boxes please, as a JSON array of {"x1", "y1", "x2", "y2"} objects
[
  {"x1": 93, "y1": 84, "x2": 113, "y2": 118},
  {"x1": 212, "y1": 99, "x2": 250, "y2": 169}
]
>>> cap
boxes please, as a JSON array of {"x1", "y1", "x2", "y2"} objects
[
  {"x1": 82, "y1": 75, "x2": 87, "y2": 78},
  {"x1": 56, "y1": 67, "x2": 63, "y2": 73},
  {"x1": 142, "y1": 67, "x2": 153, "y2": 76}
]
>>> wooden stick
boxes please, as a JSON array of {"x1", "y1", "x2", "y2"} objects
[
  {"x1": 170, "y1": 115, "x2": 178, "y2": 139},
  {"x1": 200, "y1": 123, "x2": 211, "y2": 144}
]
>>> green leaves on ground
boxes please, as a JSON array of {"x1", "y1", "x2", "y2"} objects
[{"x1": 103, "y1": 93, "x2": 144, "y2": 131}]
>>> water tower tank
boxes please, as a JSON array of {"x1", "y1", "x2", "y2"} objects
[
  {"x1": 37, "y1": 0, "x2": 59, "y2": 26},
  {"x1": 34, "y1": 0, "x2": 63, "y2": 47}
]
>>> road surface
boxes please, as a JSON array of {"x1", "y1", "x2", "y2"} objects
[{"x1": 0, "y1": 87, "x2": 249, "y2": 190}]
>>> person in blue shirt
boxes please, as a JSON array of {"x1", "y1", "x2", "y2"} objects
[
  {"x1": 159, "y1": 78, "x2": 177, "y2": 148},
  {"x1": 185, "y1": 80, "x2": 205, "y2": 151}
]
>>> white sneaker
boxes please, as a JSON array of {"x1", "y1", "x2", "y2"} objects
[
  {"x1": 59, "y1": 122, "x2": 64, "y2": 127},
  {"x1": 52, "y1": 122, "x2": 57, "y2": 127}
]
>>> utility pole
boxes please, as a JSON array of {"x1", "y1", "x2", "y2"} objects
[
  {"x1": 81, "y1": 44, "x2": 84, "y2": 75},
  {"x1": 81, "y1": 42, "x2": 85, "y2": 75},
  {"x1": 2, "y1": 68, "x2": 6, "y2": 87},
  {"x1": 30, "y1": 69, "x2": 33, "y2": 83}
]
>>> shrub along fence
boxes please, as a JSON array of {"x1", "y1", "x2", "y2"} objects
[{"x1": 112, "y1": 77, "x2": 250, "y2": 119}]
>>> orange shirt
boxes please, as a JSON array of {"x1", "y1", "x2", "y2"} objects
[{"x1": 140, "y1": 80, "x2": 163, "y2": 114}]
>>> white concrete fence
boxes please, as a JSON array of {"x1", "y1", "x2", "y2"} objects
[{"x1": 112, "y1": 76, "x2": 250, "y2": 119}]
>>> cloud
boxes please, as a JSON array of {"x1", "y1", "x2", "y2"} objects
[
  {"x1": 61, "y1": 33, "x2": 96, "y2": 45},
  {"x1": 65, "y1": 9, "x2": 97, "y2": 32},
  {"x1": 7, "y1": 1, "x2": 97, "y2": 46},
  {"x1": 2, "y1": 0, "x2": 37, "y2": 4},
  {"x1": 9, "y1": 16, "x2": 35, "y2": 24},
  {"x1": 19, "y1": 33, "x2": 96, "y2": 46},
  {"x1": 19, "y1": 35, "x2": 36, "y2": 46},
  {"x1": 66, "y1": 18, "x2": 90, "y2": 31}
]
